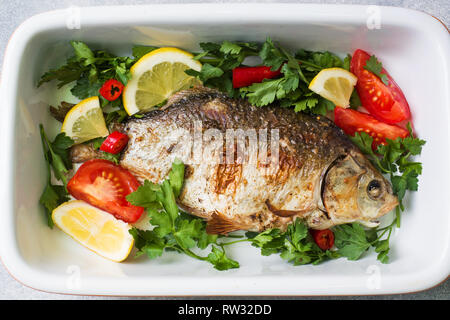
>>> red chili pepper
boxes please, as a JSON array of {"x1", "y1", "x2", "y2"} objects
[
  {"x1": 232, "y1": 66, "x2": 281, "y2": 88},
  {"x1": 99, "y1": 79, "x2": 124, "y2": 101},
  {"x1": 100, "y1": 131, "x2": 129, "y2": 154},
  {"x1": 310, "y1": 229, "x2": 335, "y2": 250}
]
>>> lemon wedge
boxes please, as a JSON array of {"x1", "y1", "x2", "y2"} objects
[
  {"x1": 61, "y1": 96, "x2": 109, "y2": 144},
  {"x1": 123, "y1": 47, "x2": 202, "y2": 115},
  {"x1": 52, "y1": 200, "x2": 134, "y2": 262},
  {"x1": 308, "y1": 68, "x2": 358, "y2": 107}
]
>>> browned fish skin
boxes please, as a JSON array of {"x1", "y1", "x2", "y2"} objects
[
  {"x1": 124, "y1": 87, "x2": 354, "y2": 175},
  {"x1": 120, "y1": 87, "x2": 398, "y2": 233},
  {"x1": 70, "y1": 143, "x2": 103, "y2": 163}
]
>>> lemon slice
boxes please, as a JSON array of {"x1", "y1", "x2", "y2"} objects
[
  {"x1": 308, "y1": 68, "x2": 358, "y2": 107},
  {"x1": 52, "y1": 200, "x2": 134, "y2": 262},
  {"x1": 123, "y1": 47, "x2": 202, "y2": 115},
  {"x1": 61, "y1": 96, "x2": 109, "y2": 144}
]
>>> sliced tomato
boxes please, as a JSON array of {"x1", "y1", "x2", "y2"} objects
[
  {"x1": 310, "y1": 229, "x2": 334, "y2": 251},
  {"x1": 334, "y1": 107, "x2": 409, "y2": 147},
  {"x1": 351, "y1": 49, "x2": 411, "y2": 124},
  {"x1": 67, "y1": 159, "x2": 144, "y2": 223}
]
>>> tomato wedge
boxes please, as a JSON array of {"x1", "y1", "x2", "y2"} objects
[
  {"x1": 67, "y1": 159, "x2": 144, "y2": 223},
  {"x1": 334, "y1": 107, "x2": 409, "y2": 147},
  {"x1": 310, "y1": 229, "x2": 334, "y2": 251},
  {"x1": 351, "y1": 49, "x2": 411, "y2": 124}
]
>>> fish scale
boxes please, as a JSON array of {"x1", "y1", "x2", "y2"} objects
[{"x1": 117, "y1": 87, "x2": 398, "y2": 233}]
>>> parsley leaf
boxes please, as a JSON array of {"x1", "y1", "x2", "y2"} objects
[
  {"x1": 129, "y1": 228, "x2": 165, "y2": 259},
  {"x1": 126, "y1": 180, "x2": 159, "y2": 207},
  {"x1": 186, "y1": 41, "x2": 260, "y2": 98},
  {"x1": 39, "y1": 125, "x2": 73, "y2": 227},
  {"x1": 126, "y1": 160, "x2": 239, "y2": 271},
  {"x1": 333, "y1": 223, "x2": 371, "y2": 260},
  {"x1": 96, "y1": 151, "x2": 121, "y2": 164},
  {"x1": 259, "y1": 38, "x2": 286, "y2": 71},
  {"x1": 71, "y1": 41, "x2": 96, "y2": 66},
  {"x1": 364, "y1": 55, "x2": 389, "y2": 86},
  {"x1": 174, "y1": 218, "x2": 204, "y2": 249},
  {"x1": 168, "y1": 158, "x2": 184, "y2": 197},
  {"x1": 39, "y1": 184, "x2": 70, "y2": 228},
  {"x1": 348, "y1": 128, "x2": 425, "y2": 263},
  {"x1": 39, "y1": 125, "x2": 74, "y2": 186},
  {"x1": 51, "y1": 132, "x2": 75, "y2": 169},
  {"x1": 349, "y1": 90, "x2": 362, "y2": 109},
  {"x1": 247, "y1": 219, "x2": 338, "y2": 265},
  {"x1": 242, "y1": 78, "x2": 285, "y2": 106},
  {"x1": 295, "y1": 49, "x2": 344, "y2": 71},
  {"x1": 105, "y1": 109, "x2": 128, "y2": 126},
  {"x1": 309, "y1": 97, "x2": 336, "y2": 116},
  {"x1": 186, "y1": 38, "x2": 348, "y2": 115},
  {"x1": 132, "y1": 45, "x2": 159, "y2": 60},
  {"x1": 350, "y1": 132, "x2": 378, "y2": 158},
  {"x1": 38, "y1": 41, "x2": 135, "y2": 119},
  {"x1": 38, "y1": 60, "x2": 86, "y2": 88},
  {"x1": 343, "y1": 54, "x2": 352, "y2": 71},
  {"x1": 186, "y1": 63, "x2": 224, "y2": 82},
  {"x1": 240, "y1": 39, "x2": 308, "y2": 107},
  {"x1": 70, "y1": 77, "x2": 103, "y2": 99},
  {"x1": 206, "y1": 246, "x2": 240, "y2": 271},
  {"x1": 293, "y1": 96, "x2": 319, "y2": 113},
  {"x1": 220, "y1": 41, "x2": 243, "y2": 55}
]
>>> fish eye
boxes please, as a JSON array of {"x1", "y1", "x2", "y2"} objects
[{"x1": 367, "y1": 180, "x2": 382, "y2": 199}]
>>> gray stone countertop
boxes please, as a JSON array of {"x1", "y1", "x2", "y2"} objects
[{"x1": 0, "y1": 0, "x2": 448, "y2": 300}]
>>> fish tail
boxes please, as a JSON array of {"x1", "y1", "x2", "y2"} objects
[{"x1": 206, "y1": 211, "x2": 246, "y2": 235}]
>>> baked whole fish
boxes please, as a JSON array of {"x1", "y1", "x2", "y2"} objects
[{"x1": 75, "y1": 87, "x2": 399, "y2": 233}]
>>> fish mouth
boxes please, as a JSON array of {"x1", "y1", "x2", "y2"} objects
[{"x1": 378, "y1": 195, "x2": 399, "y2": 217}]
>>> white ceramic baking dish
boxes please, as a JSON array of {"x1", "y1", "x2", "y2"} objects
[{"x1": 0, "y1": 4, "x2": 449, "y2": 296}]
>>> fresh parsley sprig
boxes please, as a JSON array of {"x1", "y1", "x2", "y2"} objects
[
  {"x1": 186, "y1": 38, "x2": 350, "y2": 115},
  {"x1": 39, "y1": 41, "x2": 135, "y2": 99},
  {"x1": 38, "y1": 42, "x2": 163, "y2": 126},
  {"x1": 185, "y1": 41, "x2": 260, "y2": 97},
  {"x1": 350, "y1": 124, "x2": 425, "y2": 211},
  {"x1": 39, "y1": 124, "x2": 74, "y2": 227},
  {"x1": 341, "y1": 125, "x2": 426, "y2": 263},
  {"x1": 246, "y1": 220, "x2": 339, "y2": 265},
  {"x1": 364, "y1": 55, "x2": 389, "y2": 85},
  {"x1": 38, "y1": 41, "x2": 142, "y2": 123},
  {"x1": 126, "y1": 160, "x2": 240, "y2": 271}
]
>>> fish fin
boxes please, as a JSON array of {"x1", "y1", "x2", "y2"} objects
[
  {"x1": 265, "y1": 200, "x2": 311, "y2": 218},
  {"x1": 206, "y1": 211, "x2": 244, "y2": 235}
]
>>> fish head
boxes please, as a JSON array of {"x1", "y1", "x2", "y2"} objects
[{"x1": 322, "y1": 151, "x2": 398, "y2": 226}]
